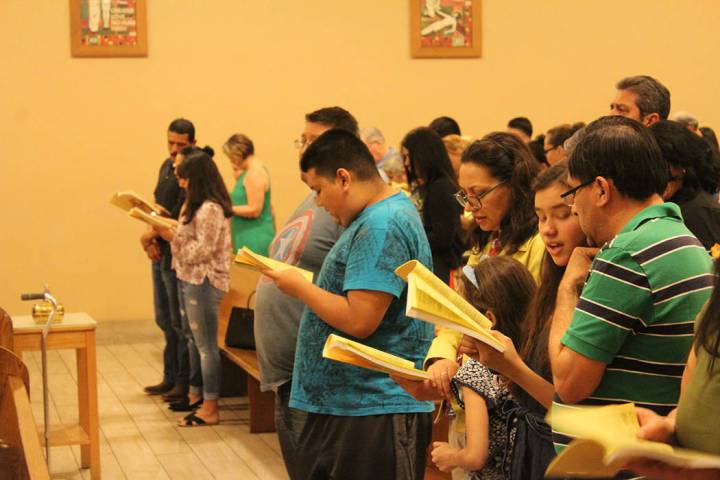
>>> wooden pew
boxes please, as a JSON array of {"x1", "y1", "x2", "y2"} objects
[
  {"x1": 217, "y1": 266, "x2": 275, "y2": 433},
  {"x1": 0, "y1": 345, "x2": 50, "y2": 479}
]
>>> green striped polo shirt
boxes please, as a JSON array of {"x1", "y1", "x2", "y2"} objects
[{"x1": 552, "y1": 202, "x2": 713, "y2": 453}]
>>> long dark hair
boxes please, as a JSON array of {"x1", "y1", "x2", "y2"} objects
[
  {"x1": 462, "y1": 256, "x2": 537, "y2": 352},
  {"x1": 402, "y1": 127, "x2": 458, "y2": 192},
  {"x1": 176, "y1": 146, "x2": 233, "y2": 224},
  {"x1": 695, "y1": 259, "x2": 720, "y2": 374},
  {"x1": 519, "y1": 162, "x2": 573, "y2": 382},
  {"x1": 463, "y1": 132, "x2": 539, "y2": 255}
]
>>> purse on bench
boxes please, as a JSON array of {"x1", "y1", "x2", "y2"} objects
[{"x1": 224, "y1": 291, "x2": 256, "y2": 350}]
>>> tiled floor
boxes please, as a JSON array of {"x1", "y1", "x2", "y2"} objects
[{"x1": 23, "y1": 320, "x2": 288, "y2": 479}]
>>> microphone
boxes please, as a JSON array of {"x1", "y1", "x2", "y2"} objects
[{"x1": 21, "y1": 293, "x2": 46, "y2": 301}]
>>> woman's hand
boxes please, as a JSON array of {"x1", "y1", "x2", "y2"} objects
[
  {"x1": 430, "y1": 442, "x2": 460, "y2": 472},
  {"x1": 153, "y1": 226, "x2": 175, "y2": 242},
  {"x1": 458, "y1": 334, "x2": 479, "y2": 358},
  {"x1": 473, "y1": 330, "x2": 522, "y2": 376},
  {"x1": 426, "y1": 358, "x2": 459, "y2": 399}
]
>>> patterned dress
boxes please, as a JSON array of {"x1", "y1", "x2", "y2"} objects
[{"x1": 451, "y1": 359, "x2": 519, "y2": 480}]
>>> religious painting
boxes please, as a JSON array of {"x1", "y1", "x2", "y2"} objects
[
  {"x1": 410, "y1": 0, "x2": 482, "y2": 58},
  {"x1": 69, "y1": 0, "x2": 148, "y2": 57}
]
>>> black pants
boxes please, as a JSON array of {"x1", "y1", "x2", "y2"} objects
[{"x1": 294, "y1": 411, "x2": 432, "y2": 480}]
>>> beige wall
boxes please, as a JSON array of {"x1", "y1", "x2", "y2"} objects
[{"x1": 1, "y1": 0, "x2": 718, "y2": 321}]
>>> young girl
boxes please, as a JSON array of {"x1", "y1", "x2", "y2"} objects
[
  {"x1": 156, "y1": 145, "x2": 233, "y2": 426},
  {"x1": 431, "y1": 255, "x2": 537, "y2": 479}
]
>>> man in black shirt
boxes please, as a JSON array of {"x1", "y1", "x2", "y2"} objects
[{"x1": 141, "y1": 118, "x2": 195, "y2": 400}]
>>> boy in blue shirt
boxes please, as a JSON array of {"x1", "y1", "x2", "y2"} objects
[{"x1": 264, "y1": 129, "x2": 435, "y2": 479}]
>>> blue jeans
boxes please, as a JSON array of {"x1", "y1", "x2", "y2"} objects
[
  {"x1": 151, "y1": 261, "x2": 189, "y2": 387},
  {"x1": 177, "y1": 285, "x2": 203, "y2": 392},
  {"x1": 179, "y1": 278, "x2": 224, "y2": 400}
]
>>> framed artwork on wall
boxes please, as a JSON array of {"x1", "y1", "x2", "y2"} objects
[
  {"x1": 69, "y1": 0, "x2": 148, "y2": 57},
  {"x1": 410, "y1": 0, "x2": 481, "y2": 58}
]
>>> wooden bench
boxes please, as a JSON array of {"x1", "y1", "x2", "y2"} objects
[
  {"x1": 0, "y1": 343, "x2": 50, "y2": 480},
  {"x1": 218, "y1": 267, "x2": 275, "y2": 433}
]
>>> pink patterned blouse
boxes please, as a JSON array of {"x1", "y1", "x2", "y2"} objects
[{"x1": 171, "y1": 201, "x2": 232, "y2": 292}]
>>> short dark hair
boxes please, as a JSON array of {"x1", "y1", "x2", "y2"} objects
[
  {"x1": 168, "y1": 118, "x2": 196, "y2": 142},
  {"x1": 508, "y1": 117, "x2": 533, "y2": 138},
  {"x1": 300, "y1": 129, "x2": 379, "y2": 181},
  {"x1": 462, "y1": 132, "x2": 539, "y2": 255},
  {"x1": 401, "y1": 127, "x2": 457, "y2": 187},
  {"x1": 546, "y1": 122, "x2": 586, "y2": 149},
  {"x1": 568, "y1": 116, "x2": 668, "y2": 201},
  {"x1": 429, "y1": 116, "x2": 462, "y2": 137},
  {"x1": 650, "y1": 120, "x2": 720, "y2": 200},
  {"x1": 305, "y1": 107, "x2": 359, "y2": 136},
  {"x1": 176, "y1": 146, "x2": 232, "y2": 223},
  {"x1": 616, "y1": 75, "x2": 671, "y2": 120}
]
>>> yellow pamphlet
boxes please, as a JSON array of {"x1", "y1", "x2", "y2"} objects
[
  {"x1": 394, "y1": 260, "x2": 504, "y2": 351},
  {"x1": 128, "y1": 207, "x2": 179, "y2": 229},
  {"x1": 546, "y1": 402, "x2": 720, "y2": 478},
  {"x1": 111, "y1": 190, "x2": 168, "y2": 216},
  {"x1": 322, "y1": 334, "x2": 431, "y2": 381},
  {"x1": 234, "y1": 247, "x2": 314, "y2": 283}
]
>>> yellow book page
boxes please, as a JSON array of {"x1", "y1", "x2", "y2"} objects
[
  {"x1": 396, "y1": 260, "x2": 492, "y2": 329},
  {"x1": 128, "y1": 208, "x2": 179, "y2": 229},
  {"x1": 111, "y1": 190, "x2": 162, "y2": 215},
  {"x1": 322, "y1": 334, "x2": 431, "y2": 381},
  {"x1": 234, "y1": 247, "x2": 314, "y2": 282},
  {"x1": 398, "y1": 262, "x2": 503, "y2": 351}
]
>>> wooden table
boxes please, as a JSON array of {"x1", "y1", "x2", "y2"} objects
[{"x1": 11, "y1": 312, "x2": 100, "y2": 479}]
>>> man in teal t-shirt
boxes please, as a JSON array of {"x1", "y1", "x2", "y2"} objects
[{"x1": 264, "y1": 129, "x2": 434, "y2": 480}]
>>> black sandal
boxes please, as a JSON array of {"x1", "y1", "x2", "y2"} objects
[
  {"x1": 178, "y1": 413, "x2": 215, "y2": 427},
  {"x1": 169, "y1": 398, "x2": 203, "y2": 412}
]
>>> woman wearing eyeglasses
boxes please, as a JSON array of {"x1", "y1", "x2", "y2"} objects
[{"x1": 401, "y1": 127, "x2": 466, "y2": 285}]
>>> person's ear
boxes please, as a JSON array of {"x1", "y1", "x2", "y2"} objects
[
  {"x1": 596, "y1": 176, "x2": 612, "y2": 207},
  {"x1": 485, "y1": 310, "x2": 497, "y2": 327},
  {"x1": 641, "y1": 113, "x2": 660, "y2": 127},
  {"x1": 336, "y1": 168, "x2": 352, "y2": 188}
]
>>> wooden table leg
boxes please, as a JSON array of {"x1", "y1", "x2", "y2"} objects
[{"x1": 77, "y1": 330, "x2": 100, "y2": 479}]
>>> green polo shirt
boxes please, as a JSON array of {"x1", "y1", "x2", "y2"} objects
[{"x1": 553, "y1": 202, "x2": 713, "y2": 452}]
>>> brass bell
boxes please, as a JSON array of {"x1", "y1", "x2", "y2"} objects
[{"x1": 31, "y1": 302, "x2": 64, "y2": 323}]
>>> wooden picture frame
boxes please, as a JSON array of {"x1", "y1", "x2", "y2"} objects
[
  {"x1": 410, "y1": 0, "x2": 481, "y2": 59},
  {"x1": 69, "y1": 0, "x2": 148, "y2": 57}
]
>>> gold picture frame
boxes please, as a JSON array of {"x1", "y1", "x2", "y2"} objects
[
  {"x1": 410, "y1": 0, "x2": 482, "y2": 59},
  {"x1": 69, "y1": 0, "x2": 148, "y2": 57}
]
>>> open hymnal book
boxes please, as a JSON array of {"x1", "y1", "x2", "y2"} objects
[
  {"x1": 234, "y1": 247, "x2": 314, "y2": 283},
  {"x1": 394, "y1": 260, "x2": 504, "y2": 352},
  {"x1": 545, "y1": 402, "x2": 720, "y2": 478},
  {"x1": 322, "y1": 334, "x2": 431, "y2": 381},
  {"x1": 110, "y1": 190, "x2": 169, "y2": 216},
  {"x1": 128, "y1": 207, "x2": 179, "y2": 229}
]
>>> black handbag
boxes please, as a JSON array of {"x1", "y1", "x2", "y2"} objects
[{"x1": 224, "y1": 291, "x2": 256, "y2": 349}]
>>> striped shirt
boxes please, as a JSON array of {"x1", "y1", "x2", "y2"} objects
[{"x1": 553, "y1": 203, "x2": 713, "y2": 454}]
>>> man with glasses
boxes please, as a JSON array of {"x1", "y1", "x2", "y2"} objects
[
  {"x1": 253, "y1": 106, "x2": 358, "y2": 479},
  {"x1": 548, "y1": 116, "x2": 713, "y2": 456}
]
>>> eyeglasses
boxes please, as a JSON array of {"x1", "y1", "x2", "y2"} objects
[
  {"x1": 544, "y1": 145, "x2": 559, "y2": 154},
  {"x1": 454, "y1": 181, "x2": 507, "y2": 209},
  {"x1": 560, "y1": 179, "x2": 594, "y2": 206},
  {"x1": 293, "y1": 136, "x2": 318, "y2": 150}
]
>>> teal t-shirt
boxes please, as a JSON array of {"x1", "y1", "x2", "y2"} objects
[{"x1": 289, "y1": 192, "x2": 435, "y2": 416}]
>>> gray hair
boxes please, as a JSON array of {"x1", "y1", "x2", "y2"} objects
[
  {"x1": 382, "y1": 152, "x2": 405, "y2": 176},
  {"x1": 670, "y1": 111, "x2": 700, "y2": 129},
  {"x1": 360, "y1": 127, "x2": 385, "y2": 144}
]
